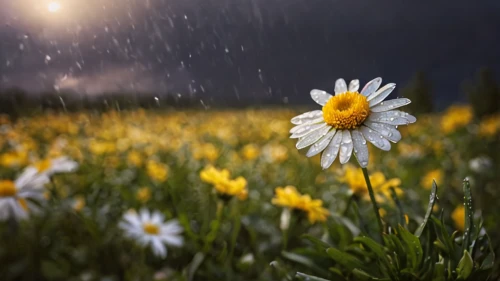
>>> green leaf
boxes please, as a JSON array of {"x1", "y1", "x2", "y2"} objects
[
  {"x1": 326, "y1": 248, "x2": 368, "y2": 272},
  {"x1": 462, "y1": 178, "x2": 474, "y2": 254},
  {"x1": 301, "y1": 234, "x2": 331, "y2": 249},
  {"x1": 270, "y1": 261, "x2": 294, "y2": 281},
  {"x1": 353, "y1": 236, "x2": 394, "y2": 276},
  {"x1": 397, "y1": 225, "x2": 423, "y2": 270},
  {"x1": 282, "y1": 251, "x2": 330, "y2": 277},
  {"x1": 328, "y1": 267, "x2": 347, "y2": 281},
  {"x1": 187, "y1": 252, "x2": 205, "y2": 281},
  {"x1": 295, "y1": 272, "x2": 330, "y2": 281},
  {"x1": 352, "y1": 269, "x2": 390, "y2": 281},
  {"x1": 480, "y1": 251, "x2": 495, "y2": 270},
  {"x1": 415, "y1": 180, "x2": 438, "y2": 238},
  {"x1": 431, "y1": 262, "x2": 446, "y2": 281},
  {"x1": 389, "y1": 187, "x2": 406, "y2": 227},
  {"x1": 457, "y1": 250, "x2": 473, "y2": 280},
  {"x1": 431, "y1": 217, "x2": 455, "y2": 255}
]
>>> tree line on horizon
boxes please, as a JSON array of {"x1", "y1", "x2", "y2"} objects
[{"x1": 1, "y1": 68, "x2": 500, "y2": 119}]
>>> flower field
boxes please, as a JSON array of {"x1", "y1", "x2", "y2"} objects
[{"x1": 1, "y1": 102, "x2": 499, "y2": 280}]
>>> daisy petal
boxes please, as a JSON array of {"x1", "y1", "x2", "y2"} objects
[
  {"x1": 364, "y1": 121, "x2": 402, "y2": 143},
  {"x1": 367, "y1": 83, "x2": 396, "y2": 105},
  {"x1": 321, "y1": 130, "x2": 343, "y2": 169},
  {"x1": 351, "y1": 130, "x2": 369, "y2": 167},
  {"x1": 306, "y1": 129, "x2": 337, "y2": 157},
  {"x1": 370, "y1": 98, "x2": 411, "y2": 112},
  {"x1": 140, "y1": 209, "x2": 150, "y2": 222},
  {"x1": 348, "y1": 79, "x2": 360, "y2": 92},
  {"x1": 161, "y1": 234, "x2": 184, "y2": 247},
  {"x1": 290, "y1": 123, "x2": 327, "y2": 138},
  {"x1": 334, "y1": 79, "x2": 347, "y2": 94},
  {"x1": 291, "y1": 110, "x2": 323, "y2": 125},
  {"x1": 359, "y1": 126, "x2": 392, "y2": 151},
  {"x1": 296, "y1": 126, "x2": 332, "y2": 149},
  {"x1": 163, "y1": 220, "x2": 183, "y2": 234},
  {"x1": 361, "y1": 77, "x2": 382, "y2": 96},
  {"x1": 310, "y1": 90, "x2": 333, "y2": 106},
  {"x1": 339, "y1": 130, "x2": 354, "y2": 164},
  {"x1": 367, "y1": 110, "x2": 417, "y2": 125},
  {"x1": 151, "y1": 238, "x2": 167, "y2": 258}
]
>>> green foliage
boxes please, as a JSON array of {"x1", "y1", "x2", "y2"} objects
[
  {"x1": 463, "y1": 68, "x2": 500, "y2": 119},
  {"x1": 282, "y1": 181, "x2": 495, "y2": 281}
]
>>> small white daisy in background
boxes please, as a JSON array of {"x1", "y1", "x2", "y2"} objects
[
  {"x1": 119, "y1": 209, "x2": 184, "y2": 258},
  {"x1": 31, "y1": 156, "x2": 79, "y2": 176},
  {"x1": 290, "y1": 77, "x2": 416, "y2": 169},
  {"x1": 0, "y1": 167, "x2": 50, "y2": 221},
  {"x1": 469, "y1": 156, "x2": 493, "y2": 173}
]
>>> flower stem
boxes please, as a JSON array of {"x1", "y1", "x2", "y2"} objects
[
  {"x1": 361, "y1": 167, "x2": 384, "y2": 243},
  {"x1": 203, "y1": 200, "x2": 225, "y2": 253}
]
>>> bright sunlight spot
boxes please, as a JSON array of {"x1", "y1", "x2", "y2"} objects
[{"x1": 47, "y1": 2, "x2": 61, "y2": 13}]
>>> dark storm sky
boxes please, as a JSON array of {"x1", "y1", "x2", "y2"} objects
[{"x1": 1, "y1": 0, "x2": 499, "y2": 107}]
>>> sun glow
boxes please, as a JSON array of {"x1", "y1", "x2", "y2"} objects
[{"x1": 48, "y1": 2, "x2": 61, "y2": 13}]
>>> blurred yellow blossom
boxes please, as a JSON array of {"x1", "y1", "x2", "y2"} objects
[
  {"x1": 340, "y1": 165, "x2": 403, "y2": 203},
  {"x1": 440, "y1": 105, "x2": 473, "y2": 134},
  {"x1": 272, "y1": 186, "x2": 329, "y2": 223},
  {"x1": 127, "y1": 151, "x2": 143, "y2": 167},
  {"x1": 241, "y1": 144, "x2": 260, "y2": 160},
  {"x1": 0, "y1": 151, "x2": 28, "y2": 168},
  {"x1": 193, "y1": 143, "x2": 220, "y2": 162},
  {"x1": 452, "y1": 205, "x2": 465, "y2": 231},
  {"x1": 200, "y1": 165, "x2": 231, "y2": 185},
  {"x1": 136, "y1": 187, "x2": 152, "y2": 203},
  {"x1": 272, "y1": 186, "x2": 303, "y2": 208},
  {"x1": 89, "y1": 140, "x2": 116, "y2": 155},
  {"x1": 478, "y1": 114, "x2": 500, "y2": 137},
  {"x1": 147, "y1": 160, "x2": 169, "y2": 183},
  {"x1": 200, "y1": 165, "x2": 248, "y2": 200},
  {"x1": 421, "y1": 169, "x2": 443, "y2": 190}
]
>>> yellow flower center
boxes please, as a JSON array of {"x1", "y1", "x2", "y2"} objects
[
  {"x1": 322, "y1": 91, "x2": 370, "y2": 130},
  {"x1": 35, "y1": 159, "x2": 51, "y2": 173},
  {"x1": 143, "y1": 222, "x2": 160, "y2": 235},
  {"x1": 0, "y1": 180, "x2": 16, "y2": 197}
]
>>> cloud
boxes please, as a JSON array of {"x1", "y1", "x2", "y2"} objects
[{"x1": 53, "y1": 64, "x2": 192, "y2": 95}]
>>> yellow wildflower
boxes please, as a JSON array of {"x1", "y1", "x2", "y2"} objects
[
  {"x1": 136, "y1": 187, "x2": 152, "y2": 203},
  {"x1": 146, "y1": 160, "x2": 169, "y2": 183},
  {"x1": 200, "y1": 166, "x2": 248, "y2": 200},
  {"x1": 340, "y1": 164, "x2": 403, "y2": 203},
  {"x1": 300, "y1": 195, "x2": 329, "y2": 224},
  {"x1": 421, "y1": 169, "x2": 443, "y2": 190},
  {"x1": 200, "y1": 165, "x2": 231, "y2": 185},
  {"x1": 127, "y1": 151, "x2": 143, "y2": 167},
  {"x1": 271, "y1": 186, "x2": 303, "y2": 208},
  {"x1": 241, "y1": 144, "x2": 260, "y2": 160},
  {"x1": 272, "y1": 186, "x2": 329, "y2": 223},
  {"x1": 440, "y1": 105, "x2": 473, "y2": 134},
  {"x1": 193, "y1": 143, "x2": 220, "y2": 162},
  {"x1": 478, "y1": 114, "x2": 500, "y2": 137},
  {"x1": 0, "y1": 151, "x2": 28, "y2": 168},
  {"x1": 451, "y1": 205, "x2": 465, "y2": 231},
  {"x1": 89, "y1": 140, "x2": 116, "y2": 155},
  {"x1": 213, "y1": 176, "x2": 248, "y2": 200}
]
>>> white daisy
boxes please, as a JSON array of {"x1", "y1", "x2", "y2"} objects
[
  {"x1": 0, "y1": 167, "x2": 50, "y2": 221},
  {"x1": 290, "y1": 77, "x2": 416, "y2": 169},
  {"x1": 32, "y1": 156, "x2": 79, "y2": 176},
  {"x1": 119, "y1": 209, "x2": 184, "y2": 258}
]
